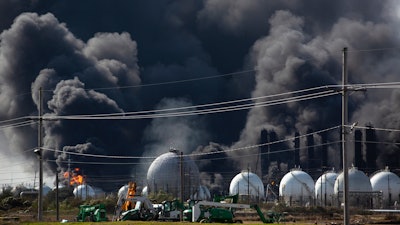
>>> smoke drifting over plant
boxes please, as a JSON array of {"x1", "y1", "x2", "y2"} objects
[{"x1": 1, "y1": 1, "x2": 400, "y2": 192}]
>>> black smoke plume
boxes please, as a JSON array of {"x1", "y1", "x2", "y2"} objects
[{"x1": 1, "y1": 1, "x2": 400, "y2": 192}]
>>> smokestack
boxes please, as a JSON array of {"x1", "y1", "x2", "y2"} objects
[
  {"x1": 306, "y1": 128, "x2": 315, "y2": 172},
  {"x1": 259, "y1": 129, "x2": 269, "y2": 177},
  {"x1": 365, "y1": 124, "x2": 378, "y2": 174},
  {"x1": 293, "y1": 131, "x2": 300, "y2": 168},
  {"x1": 320, "y1": 132, "x2": 328, "y2": 170},
  {"x1": 268, "y1": 130, "x2": 282, "y2": 170},
  {"x1": 354, "y1": 129, "x2": 365, "y2": 169}
]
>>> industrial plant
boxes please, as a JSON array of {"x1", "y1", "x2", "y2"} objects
[
  {"x1": 150, "y1": 163, "x2": 399, "y2": 210},
  {"x1": 138, "y1": 125, "x2": 400, "y2": 211}
]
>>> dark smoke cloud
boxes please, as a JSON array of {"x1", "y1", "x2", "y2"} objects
[
  {"x1": 1, "y1": 1, "x2": 400, "y2": 192},
  {"x1": 192, "y1": 142, "x2": 234, "y2": 195},
  {"x1": 0, "y1": 12, "x2": 142, "y2": 190},
  {"x1": 229, "y1": 10, "x2": 340, "y2": 168},
  {"x1": 227, "y1": 4, "x2": 400, "y2": 171}
]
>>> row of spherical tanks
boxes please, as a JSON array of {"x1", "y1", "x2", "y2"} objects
[
  {"x1": 145, "y1": 151, "x2": 400, "y2": 207},
  {"x1": 228, "y1": 166, "x2": 400, "y2": 208},
  {"x1": 72, "y1": 150, "x2": 400, "y2": 210},
  {"x1": 279, "y1": 166, "x2": 400, "y2": 208},
  {"x1": 145, "y1": 151, "x2": 400, "y2": 209}
]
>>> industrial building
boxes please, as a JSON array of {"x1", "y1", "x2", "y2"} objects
[{"x1": 142, "y1": 143, "x2": 399, "y2": 210}]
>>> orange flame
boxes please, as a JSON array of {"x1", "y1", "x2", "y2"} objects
[
  {"x1": 122, "y1": 182, "x2": 136, "y2": 211},
  {"x1": 63, "y1": 168, "x2": 85, "y2": 186}
]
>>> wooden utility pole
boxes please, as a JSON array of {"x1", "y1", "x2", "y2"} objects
[
  {"x1": 38, "y1": 87, "x2": 43, "y2": 221},
  {"x1": 180, "y1": 151, "x2": 184, "y2": 221},
  {"x1": 342, "y1": 47, "x2": 350, "y2": 225}
]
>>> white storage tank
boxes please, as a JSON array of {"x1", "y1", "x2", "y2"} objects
[
  {"x1": 147, "y1": 149, "x2": 200, "y2": 200},
  {"x1": 279, "y1": 168, "x2": 314, "y2": 206},
  {"x1": 73, "y1": 184, "x2": 95, "y2": 200},
  {"x1": 370, "y1": 167, "x2": 400, "y2": 208},
  {"x1": 229, "y1": 170, "x2": 265, "y2": 202},
  {"x1": 315, "y1": 171, "x2": 338, "y2": 206},
  {"x1": 334, "y1": 166, "x2": 373, "y2": 207}
]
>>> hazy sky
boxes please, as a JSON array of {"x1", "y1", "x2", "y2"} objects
[{"x1": 1, "y1": 0, "x2": 400, "y2": 192}]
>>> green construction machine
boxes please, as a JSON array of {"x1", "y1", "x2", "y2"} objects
[
  {"x1": 183, "y1": 200, "x2": 250, "y2": 223},
  {"x1": 156, "y1": 199, "x2": 186, "y2": 221},
  {"x1": 183, "y1": 194, "x2": 283, "y2": 224},
  {"x1": 76, "y1": 204, "x2": 108, "y2": 222},
  {"x1": 251, "y1": 204, "x2": 283, "y2": 223}
]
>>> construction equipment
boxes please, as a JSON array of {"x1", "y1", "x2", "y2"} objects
[
  {"x1": 183, "y1": 200, "x2": 251, "y2": 223},
  {"x1": 213, "y1": 194, "x2": 239, "y2": 203},
  {"x1": 113, "y1": 182, "x2": 156, "y2": 221},
  {"x1": 156, "y1": 199, "x2": 186, "y2": 221},
  {"x1": 252, "y1": 204, "x2": 283, "y2": 223},
  {"x1": 183, "y1": 200, "x2": 283, "y2": 223},
  {"x1": 76, "y1": 204, "x2": 108, "y2": 222}
]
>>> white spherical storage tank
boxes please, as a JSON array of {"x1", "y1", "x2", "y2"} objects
[
  {"x1": 147, "y1": 150, "x2": 200, "y2": 200},
  {"x1": 315, "y1": 171, "x2": 338, "y2": 206},
  {"x1": 334, "y1": 166, "x2": 373, "y2": 207},
  {"x1": 279, "y1": 169, "x2": 314, "y2": 206},
  {"x1": 73, "y1": 184, "x2": 95, "y2": 200},
  {"x1": 229, "y1": 171, "x2": 264, "y2": 201},
  {"x1": 370, "y1": 167, "x2": 400, "y2": 208}
]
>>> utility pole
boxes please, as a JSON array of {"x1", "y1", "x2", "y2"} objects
[
  {"x1": 37, "y1": 87, "x2": 43, "y2": 221},
  {"x1": 342, "y1": 47, "x2": 350, "y2": 225},
  {"x1": 180, "y1": 151, "x2": 184, "y2": 222},
  {"x1": 68, "y1": 156, "x2": 71, "y2": 187},
  {"x1": 56, "y1": 170, "x2": 59, "y2": 221},
  {"x1": 247, "y1": 165, "x2": 250, "y2": 205}
]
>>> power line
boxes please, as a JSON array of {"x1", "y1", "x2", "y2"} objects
[
  {"x1": 0, "y1": 120, "x2": 37, "y2": 130},
  {"x1": 51, "y1": 159, "x2": 153, "y2": 165},
  {"x1": 3, "y1": 81, "x2": 400, "y2": 124},
  {"x1": 38, "y1": 80, "x2": 400, "y2": 121},
  {"x1": 42, "y1": 147, "x2": 157, "y2": 159},
  {"x1": 0, "y1": 116, "x2": 32, "y2": 126},
  {"x1": 42, "y1": 125, "x2": 341, "y2": 160},
  {"x1": 350, "y1": 125, "x2": 400, "y2": 133},
  {"x1": 8, "y1": 123, "x2": 400, "y2": 167},
  {"x1": 37, "y1": 69, "x2": 257, "y2": 93},
  {"x1": 347, "y1": 47, "x2": 400, "y2": 53},
  {"x1": 82, "y1": 69, "x2": 257, "y2": 91},
  {"x1": 39, "y1": 89, "x2": 339, "y2": 120},
  {"x1": 48, "y1": 85, "x2": 333, "y2": 118}
]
